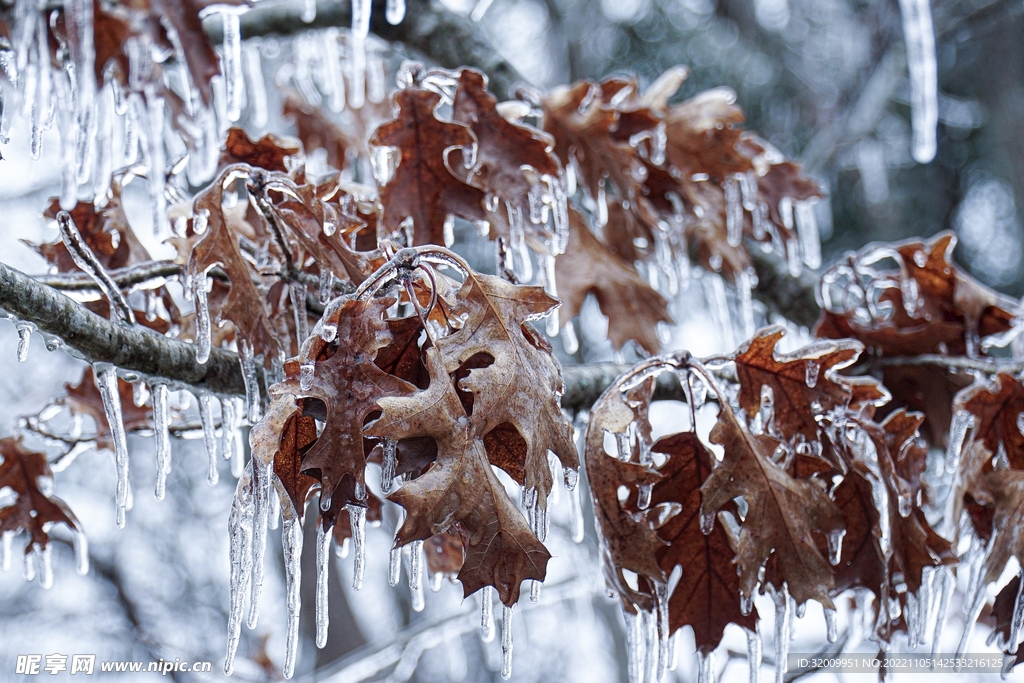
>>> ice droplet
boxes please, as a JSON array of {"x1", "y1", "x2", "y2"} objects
[
  {"x1": 746, "y1": 627, "x2": 762, "y2": 683},
  {"x1": 96, "y1": 365, "x2": 130, "y2": 528},
  {"x1": 315, "y1": 523, "x2": 331, "y2": 648},
  {"x1": 897, "y1": 0, "x2": 938, "y2": 163},
  {"x1": 282, "y1": 510, "x2": 304, "y2": 679},
  {"x1": 827, "y1": 528, "x2": 845, "y2": 565},
  {"x1": 153, "y1": 384, "x2": 171, "y2": 500},
  {"x1": 501, "y1": 604, "x2": 514, "y2": 679},
  {"x1": 481, "y1": 585, "x2": 495, "y2": 642},
  {"x1": 300, "y1": 361, "x2": 315, "y2": 392},
  {"x1": 348, "y1": 504, "x2": 367, "y2": 590},
  {"x1": 386, "y1": 0, "x2": 406, "y2": 24},
  {"x1": 198, "y1": 393, "x2": 220, "y2": 486},
  {"x1": 16, "y1": 324, "x2": 31, "y2": 362}
]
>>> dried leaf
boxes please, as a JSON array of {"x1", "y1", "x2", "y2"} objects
[
  {"x1": 366, "y1": 348, "x2": 548, "y2": 605},
  {"x1": 0, "y1": 437, "x2": 81, "y2": 554},
  {"x1": 220, "y1": 127, "x2": 300, "y2": 174}
]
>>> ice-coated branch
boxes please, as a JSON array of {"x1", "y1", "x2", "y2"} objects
[
  {"x1": 0, "y1": 261, "x2": 252, "y2": 396},
  {"x1": 560, "y1": 363, "x2": 686, "y2": 410},
  {"x1": 203, "y1": 0, "x2": 526, "y2": 98},
  {"x1": 877, "y1": 354, "x2": 1024, "y2": 375}
]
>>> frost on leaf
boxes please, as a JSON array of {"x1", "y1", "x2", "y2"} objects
[
  {"x1": 555, "y1": 208, "x2": 671, "y2": 354},
  {"x1": 369, "y1": 88, "x2": 487, "y2": 246},
  {"x1": 651, "y1": 431, "x2": 758, "y2": 653},
  {"x1": 366, "y1": 349, "x2": 548, "y2": 605},
  {"x1": 434, "y1": 269, "x2": 578, "y2": 512},
  {"x1": 0, "y1": 437, "x2": 81, "y2": 555}
]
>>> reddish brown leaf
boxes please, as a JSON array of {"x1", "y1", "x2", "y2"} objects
[
  {"x1": 220, "y1": 127, "x2": 300, "y2": 173},
  {"x1": 0, "y1": 437, "x2": 81, "y2": 554},
  {"x1": 555, "y1": 208, "x2": 671, "y2": 354},
  {"x1": 366, "y1": 348, "x2": 548, "y2": 605},
  {"x1": 370, "y1": 88, "x2": 487, "y2": 246}
]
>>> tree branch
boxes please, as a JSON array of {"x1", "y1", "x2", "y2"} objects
[{"x1": 0, "y1": 262, "x2": 253, "y2": 396}]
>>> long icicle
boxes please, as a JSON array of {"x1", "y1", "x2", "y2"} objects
[
  {"x1": 152, "y1": 383, "x2": 171, "y2": 500},
  {"x1": 897, "y1": 0, "x2": 938, "y2": 164},
  {"x1": 95, "y1": 364, "x2": 130, "y2": 528},
  {"x1": 56, "y1": 212, "x2": 134, "y2": 325},
  {"x1": 248, "y1": 450, "x2": 271, "y2": 629},
  {"x1": 281, "y1": 504, "x2": 304, "y2": 680},
  {"x1": 315, "y1": 523, "x2": 331, "y2": 648},
  {"x1": 224, "y1": 465, "x2": 255, "y2": 676}
]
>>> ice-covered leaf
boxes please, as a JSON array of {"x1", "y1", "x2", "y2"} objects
[
  {"x1": 0, "y1": 437, "x2": 81, "y2": 554},
  {"x1": 220, "y1": 128, "x2": 300, "y2": 174},
  {"x1": 434, "y1": 269, "x2": 578, "y2": 511},
  {"x1": 555, "y1": 208, "x2": 671, "y2": 354},
  {"x1": 702, "y1": 398, "x2": 844, "y2": 608},
  {"x1": 651, "y1": 431, "x2": 758, "y2": 653},
  {"x1": 366, "y1": 348, "x2": 548, "y2": 605},
  {"x1": 956, "y1": 373, "x2": 1024, "y2": 470},
  {"x1": 296, "y1": 298, "x2": 416, "y2": 511},
  {"x1": 369, "y1": 88, "x2": 487, "y2": 246}
]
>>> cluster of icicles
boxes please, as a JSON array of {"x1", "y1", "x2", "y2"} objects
[{"x1": 0, "y1": 0, "x2": 406, "y2": 240}]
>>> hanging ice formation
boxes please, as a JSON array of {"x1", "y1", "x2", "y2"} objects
[{"x1": 897, "y1": 0, "x2": 938, "y2": 164}]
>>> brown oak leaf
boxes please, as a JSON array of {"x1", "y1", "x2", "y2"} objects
[
  {"x1": 366, "y1": 348, "x2": 548, "y2": 605},
  {"x1": 435, "y1": 269, "x2": 578, "y2": 512},
  {"x1": 0, "y1": 437, "x2": 81, "y2": 553},
  {"x1": 555, "y1": 208, "x2": 671, "y2": 354},
  {"x1": 651, "y1": 431, "x2": 758, "y2": 653},
  {"x1": 369, "y1": 88, "x2": 487, "y2": 246},
  {"x1": 220, "y1": 128, "x2": 300, "y2": 174}
]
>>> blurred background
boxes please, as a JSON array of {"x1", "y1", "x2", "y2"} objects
[{"x1": 2, "y1": 0, "x2": 1024, "y2": 681}]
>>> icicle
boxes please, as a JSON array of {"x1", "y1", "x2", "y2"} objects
[
  {"x1": 530, "y1": 579, "x2": 541, "y2": 603},
  {"x1": 481, "y1": 586, "x2": 495, "y2": 642},
  {"x1": 248, "y1": 454, "x2": 271, "y2": 629},
  {"x1": 23, "y1": 544, "x2": 36, "y2": 583},
  {"x1": 409, "y1": 538, "x2": 424, "y2": 611},
  {"x1": 569, "y1": 481, "x2": 585, "y2": 543},
  {"x1": 222, "y1": 397, "x2": 241, "y2": 468},
  {"x1": 193, "y1": 271, "x2": 212, "y2": 364},
  {"x1": 945, "y1": 410, "x2": 974, "y2": 471},
  {"x1": 906, "y1": 590, "x2": 921, "y2": 649},
  {"x1": 1009, "y1": 569, "x2": 1024, "y2": 653},
  {"x1": 737, "y1": 268, "x2": 756, "y2": 340},
  {"x1": 380, "y1": 438, "x2": 398, "y2": 494},
  {"x1": 956, "y1": 580, "x2": 988, "y2": 658},
  {"x1": 153, "y1": 384, "x2": 171, "y2": 500},
  {"x1": 222, "y1": 12, "x2": 244, "y2": 122},
  {"x1": 897, "y1": 0, "x2": 938, "y2": 163},
  {"x1": 198, "y1": 393, "x2": 220, "y2": 486},
  {"x1": 932, "y1": 566, "x2": 955, "y2": 657},
  {"x1": 282, "y1": 510, "x2": 303, "y2": 679},
  {"x1": 430, "y1": 571, "x2": 443, "y2": 592},
  {"x1": 57, "y1": 212, "x2": 134, "y2": 325},
  {"x1": 224, "y1": 469, "x2": 254, "y2": 676},
  {"x1": 72, "y1": 530, "x2": 89, "y2": 575},
  {"x1": 562, "y1": 320, "x2": 580, "y2": 355},
  {"x1": 824, "y1": 608, "x2": 838, "y2": 643},
  {"x1": 773, "y1": 586, "x2": 791, "y2": 683},
  {"x1": 239, "y1": 340, "x2": 262, "y2": 423},
  {"x1": 318, "y1": 269, "x2": 335, "y2": 304},
  {"x1": 145, "y1": 94, "x2": 167, "y2": 237},
  {"x1": 349, "y1": 0, "x2": 372, "y2": 110},
  {"x1": 656, "y1": 581, "x2": 670, "y2": 681},
  {"x1": 348, "y1": 504, "x2": 367, "y2": 590},
  {"x1": 291, "y1": 281, "x2": 309, "y2": 347},
  {"x1": 16, "y1": 324, "x2": 31, "y2": 362},
  {"x1": 624, "y1": 608, "x2": 644, "y2": 683},
  {"x1": 389, "y1": 545, "x2": 402, "y2": 586},
  {"x1": 95, "y1": 365, "x2": 130, "y2": 528},
  {"x1": 316, "y1": 524, "x2": 331, "y2": 648},
  {"x1": 795, "y1": 201, "x2": 821, "y2": 269},
  {"x1": 243, "y1": 42, "x2": 268, "y2": 127},
  {"x1": 501, "y1": 604, "x2": 514, "y2": 680},
  {"x1": 786, "y1": 239, "x2": 801, "y2": 278},
  {"x1": 725, "y1": 175, "x2": 743, "y2": 248},
  {"x1": 827, "y1": 528, "x2": 845, "y2": 565},
  {"x1": 539, "y1": 253, "x2": 560, "y2": 337},
  {"x1": 697, "y1": 649, "x2": 713, "y2": 683},
  {"x1": 746, "y1": 627, "x2": 762, "y2": 683},
  {"x1": 37, "y1": 544, "x2": 53, "y2": 589},
  {"x1": 386, "y1": 0, "x2": 406, "y2": 24}
]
